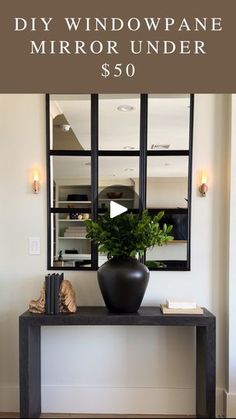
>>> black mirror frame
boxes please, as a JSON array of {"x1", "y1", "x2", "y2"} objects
[{"x1": 46, "y1": 94, "x2": 194, "y2": 271}]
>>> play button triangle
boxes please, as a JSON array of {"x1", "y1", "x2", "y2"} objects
[{"x1": 110, "y1": 201, "x2": 128, "y2": 218}]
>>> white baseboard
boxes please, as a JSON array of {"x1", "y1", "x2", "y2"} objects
[
  {"x1": 224, "y1": 390, "x2": 236, "y2": 418},
  {"x1": 0, "y1": 384, "x2": 225, "y2": 416},
  {"x1": 42, "y1": 386, "x2": 195, "y2": 415}
]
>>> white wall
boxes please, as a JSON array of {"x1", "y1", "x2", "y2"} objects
[
  {"x1": 0, "y1": 94, "x2": 231, "y2": 416},
  {"x1": 147, "y1": 177, "x2": 188, "y2": 208},
  {"x1": 146, "y1": 242, "x2": 187, "y2": 261},
  {"x1": 225, "y1": 94, "x2": 236, "y2": 417}
]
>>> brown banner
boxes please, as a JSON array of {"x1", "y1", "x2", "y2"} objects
[{"x1": 0, "y1": 0, "x2": 236, "y2": 92}]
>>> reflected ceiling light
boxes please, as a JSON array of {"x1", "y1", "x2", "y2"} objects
[
  {"x1": 117, "y1": 105, "x2": 135, "y2": 112},
  {"x1": 59, "y1": 124, "x2": 71, "y2": 132},
  {"x1": 124, "y1": 168, "x2": 135, "y2": 172}
]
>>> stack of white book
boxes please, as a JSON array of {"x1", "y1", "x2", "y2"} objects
[{"x1": 161, "y1": 300, "x2": 203, "y2": 314}]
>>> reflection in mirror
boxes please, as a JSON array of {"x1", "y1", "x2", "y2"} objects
[
  {"x1": 98, "y1": 156, "x2": 139, "y2": 266},
  {"x1": 148, "y1": 94, "x2": 190, "y2": 150},
  {"x1": 99, "y1": 94, "x2": 140, "y2": 150},
  {"x1": 47, "y1": 93, "x2": 193, "y2": 271},
  {"x1": 99, "y1": 156, "x2": 139, "y2": 210},
  {"x1": 51, "y1": 213, "x2": 91, "y2": 268},
  {"x1": 50, "y1": 156, "x2": 92, "y2": 267},
  {"x1": 50, "y1": 95, "x2": 91, "y2": 150},
  {"x1": 51, "y1": 155, "x2": 91, "y2": 207},
  {"x1": 146, "y1": 156, "x2": 189, "y2": 268}
]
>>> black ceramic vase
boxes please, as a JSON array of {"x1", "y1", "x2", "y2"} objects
[{"x1": 98, "y1": 257, "x2": 150, "y2": 313}]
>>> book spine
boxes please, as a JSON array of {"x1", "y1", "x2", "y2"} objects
[
  {"x1": 50, "y1": 274, "x2": 55, "y2": 315},
  {"x1": 59, "y1": 273, "x2": 64, "y2": 313},
  {"x1": 60, "y1": 273, "x2": 64, "y2": 286},
  {"x1": 54, "y1": 274, "x2": 60, "y2": 315},
  {"x1": 45, "y1": 275, "x2": 51, "y2": 315},
  {"x1": 59, "y1": 273, "x2": 64, "y2": 289}
]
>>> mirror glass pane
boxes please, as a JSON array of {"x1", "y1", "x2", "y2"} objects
[
  {"x1": 98, "y1": 156, "x2": 139, "y2": 266},
  {"x1": 146, "y1": 156, "x2": 189, "y2": 268},
  {"x1": 99, "y1": 94, "x2": 140, "y2": 150},
  {"x1": 98, "y1": 156, "x2": 139, "y2": 210},
  {"x1": 50, "y1": 95, "x2": 91, "y2": 150},
  {"x1": 51, "y1": 156, "x2": 91, "y2": 209},
  {"x1": 148, "y1": 94, "x2": 190, "y2": 150},
  {"x1": 50, "y1": 213, "x2": 91, "y2": 268}
]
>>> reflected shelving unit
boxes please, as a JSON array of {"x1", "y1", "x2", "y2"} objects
[{"x1": 54, "y1": 181, "x2": 92, "y2": 268}]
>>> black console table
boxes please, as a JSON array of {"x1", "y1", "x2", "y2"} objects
[{"x1": 19, "y1": 306, "x2": 216, "y2": 418}]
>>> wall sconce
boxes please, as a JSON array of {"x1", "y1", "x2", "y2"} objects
[
  {"x1": 199, "y1": 171, "x2": 208, "y2": 197},
  {"x1": 32, "y1": 172, "x2": 40, "y2": 194}
]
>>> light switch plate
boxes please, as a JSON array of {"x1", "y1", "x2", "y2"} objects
[{"x1": 29, "y1": 237, "x2": 41, "y2": 255}]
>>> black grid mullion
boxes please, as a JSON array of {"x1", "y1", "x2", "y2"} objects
[
  {"x1": 139, "y1": 94, "x2": 148, "y2": 210},
  {"x1": 187, "y1": 94, "x2": 194, "y2": 270},
  {"x1": 50, "y1": 150, "x2": 91, "y2": 156},
  {"x1": 139, "y1": 94, "x2": 148, "y2": 264},
  {"x1": 50, "y1": 149, "x2": 189, "y2": 157},
  {"x1": 91, "y1": 94, "x2": 99, "y2": 270},
  {"x1": 46, "y1": 94, "x2": 52, "y2": 270},
  {"x1": 147, "y1": 150, "x2": 189, "y2": 156}
]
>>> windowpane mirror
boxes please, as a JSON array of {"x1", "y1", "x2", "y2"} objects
[
  {"x1": 99, "y1": 94, "x2": 140, "y2": 150},
  {"x1": 47, "y1": 94, "x2": 193, "y2": 271},
  {"x1": 50, "y1": 94, "x2": 91, "y2": 150},
  {"x1": 148, "y1": 94, "x2": 190, "y2": 150}
]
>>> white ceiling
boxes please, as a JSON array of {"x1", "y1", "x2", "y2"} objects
[
  {"x1": 53, "y1": 155, "x2": 188, "y2": 180},
  {"x1": 51, "y1": 94, "x2": 189, "y2": 180},
  {"x1": 51, "y1": 94, "x2": 190, "y2": 151}
]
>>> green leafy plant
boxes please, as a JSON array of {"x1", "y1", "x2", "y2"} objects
[
  {"x1": 145, "y1": 260, "x2": 167, "y2": 269},
  {"x1": 85, "y1": 210, "x2": 174, "y2": 260}
]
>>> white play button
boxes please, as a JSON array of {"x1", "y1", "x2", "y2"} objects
[{"x1": 110, "y1": 201, "x2": 128, "y2": 218}]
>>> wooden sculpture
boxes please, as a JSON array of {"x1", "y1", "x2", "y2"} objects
[
  {"x1": 29, "y1": 279, "x2": 77, "y2": 314},
  {"x1": 60, "y1": 280, "x2": 77, "y2": 313},
  {"x1": 29, "y1": 288, "x2": 46, "y2": 314}
]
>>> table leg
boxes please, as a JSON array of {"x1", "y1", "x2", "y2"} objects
[
  {"x1": 19, "y1": 320, "x2": 41, "y2": 418},
  {"x1": 196, "y1": 320, "x2": 216, "y2": 418}
]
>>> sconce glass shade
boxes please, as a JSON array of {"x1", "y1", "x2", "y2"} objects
[
  {"x1": 201, "y1": 171, "x2": 208, "y2": 185},
  {"x1": 199, "y1": 171, "x2": 208, "y2": 196},
  {"x1": 32, "y1": 173, "x2": 40, "y2": 194}
]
